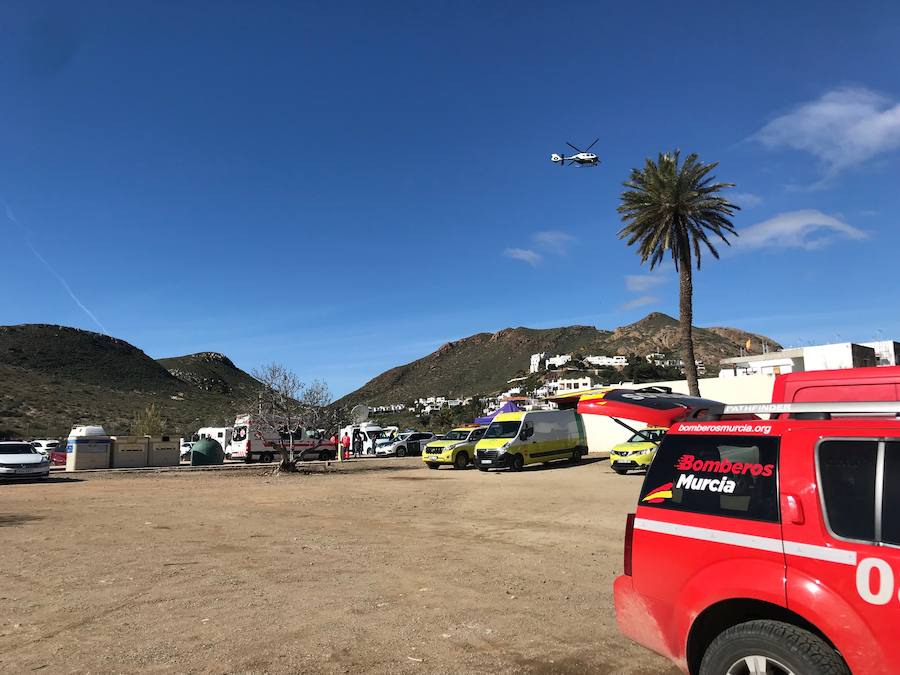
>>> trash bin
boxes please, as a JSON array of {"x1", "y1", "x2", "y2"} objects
[
  {"x1": 191, "y1": 438, "x2": 224, "y2": 466},
  {"x1": 110, "y1": 435, "x2": 149, "y2": 468},
  {"x1": 148, "y1": 435, "x2": 180, "y2": 467},
  {"x1": 66, "y1": 425, "x2": 111, "y2": 471}
]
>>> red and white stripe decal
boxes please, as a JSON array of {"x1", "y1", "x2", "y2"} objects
[{"x1": 634, "y1": 518, "x2": 857, "y2": 566}]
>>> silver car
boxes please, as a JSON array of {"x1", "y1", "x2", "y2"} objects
[{"x1": 0, "y1": 441, "x2": 51, "y2": 479}]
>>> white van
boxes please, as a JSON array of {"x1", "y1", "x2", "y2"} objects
[
  {"x1": 474, "y1": 409, "x2": 587, "y2": 471},
  {"x1": 229, "y1": 415, "x2": 337, "y2": 463},
  {"x1": 340, "y1": 422, "x2": 385, "y2": 455}
]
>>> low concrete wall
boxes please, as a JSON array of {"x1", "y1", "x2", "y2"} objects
[{"x1": 583, "y1": 374, "x2": 776, "y2": 454}]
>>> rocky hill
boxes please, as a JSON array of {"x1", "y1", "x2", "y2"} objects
[
  {"x1": 337, "y1": 313, "x2": 780, "y2": 406},
  {"x1": 0, "y1": 325, "x2": 260, "y2": 438},
  {"x1": 157, "y1": 352, "x2": 260, "y2": 395}
]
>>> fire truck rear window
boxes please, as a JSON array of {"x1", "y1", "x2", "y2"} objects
[
  {"x1": 818, "y1": 440, "x2": 877, "y2": 542},
  {"x1": 639, "y1": 435, "x2": 779, "y2": 522},
  {"x1": 881, "y1": 442, "x2": 900, "y2": 546}
]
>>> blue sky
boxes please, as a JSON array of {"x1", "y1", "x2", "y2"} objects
[{"x1": 2, "y1": 1, "x2": 900, "y2": 397}]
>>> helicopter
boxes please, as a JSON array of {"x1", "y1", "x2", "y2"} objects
[{"x1": 550, "y1": 139, "x2": 600, "y2": 167}]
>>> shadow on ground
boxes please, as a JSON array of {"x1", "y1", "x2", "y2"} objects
[{"x1": 0, "y1": 513, "x2": 45, "y2": 527}]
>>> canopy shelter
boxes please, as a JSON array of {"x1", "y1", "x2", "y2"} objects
[{"x1": 474, "y1": 400, "x2": 522, "y2": 426}]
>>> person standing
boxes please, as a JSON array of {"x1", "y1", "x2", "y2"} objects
[{"x1": 341, "y1": 432, "x2": 351, "y2": 459}]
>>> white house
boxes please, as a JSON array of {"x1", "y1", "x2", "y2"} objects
[
  {"x1": 585, "y1": 355, "x2": 628, "y2": 368},
  {"x1": 545, "y1": 354, "x2": 572, "y2": 369},
  {"x1": 548, "y1": 376, "x2": 594, "y2": 393},
  {"x1": 529, "y1": 352, "x2": 546, "y2": 373}
]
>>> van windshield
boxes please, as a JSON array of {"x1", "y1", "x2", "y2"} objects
[{"x1": 484, "y1": 420, "x2": 521, "y2": 439}]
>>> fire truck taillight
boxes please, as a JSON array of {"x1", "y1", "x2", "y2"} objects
[{"x1": 623, "y1": 513, "x2": 635, "y2": 576}]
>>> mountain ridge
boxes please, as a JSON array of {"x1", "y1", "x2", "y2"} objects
[{"x1": 336, "y1": 312, "x2": 780, "y2": 407}]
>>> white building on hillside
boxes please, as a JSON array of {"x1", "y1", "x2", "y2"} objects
[
  {"x1": 585, "y1": 355, "x2": 628, "y2": 368},
  {"x1": 545, "y1": 354, "x2": 572, "y2": 369},
  {"x1": 544, "y1": 376, "x2": 594, "y2": 395},
  {"x1": 530, "y1": 352, "x2": 546, "y2": 373}
]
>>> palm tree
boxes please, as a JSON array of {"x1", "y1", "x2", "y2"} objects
[{"x1": 617, "y1": 151, "x2": 739, "y2": 396}]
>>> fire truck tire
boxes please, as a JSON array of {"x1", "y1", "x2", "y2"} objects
[
  {"x1": 699, "y1": 619, "x2": 849, "y2": 675},
  {"x1": 260, "y1": 452, "x2": 275, "y2": 463},
  {"x1": 243, "y1": 454, "x2": 253, "y2": 464}
]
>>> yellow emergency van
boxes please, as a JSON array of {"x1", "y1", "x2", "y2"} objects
[{"x1": 474, "y1": 410, "x2": 586, "y2": 471}]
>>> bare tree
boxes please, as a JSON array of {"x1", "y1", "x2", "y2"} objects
[{"x1": 250, "y1": 363, "x2": 337, "y2": 472}]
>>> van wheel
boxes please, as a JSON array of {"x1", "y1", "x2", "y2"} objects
[
  {"x1": 570, "y1": 449, "x2": 581, "y2": 463},
  {"x1": 260, "y1": 452, "x2": 274, "y2": 463},
  {"x1": 699, "y1": 620, "x2": 849, "y2": 675},
  {"x1": 510, "y1": 454, "x2": 524, "y2": 472},
  {"x1": 396, "y1": 446, "x2": 407, "y2": 458},
  {"x1": 454, "y1": 452, "x2": 469, "y2": 470}
]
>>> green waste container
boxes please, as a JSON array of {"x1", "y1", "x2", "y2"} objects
[{"x1": 191, "y1": 438, "x2": 224, "y2": 466}]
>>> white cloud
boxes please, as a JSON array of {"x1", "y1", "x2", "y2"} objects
[
  {"x1": 621, "y1": 295, "x2": 659, "y2": 310},
  {"x1": 532, "y1": 230, "x2": 575, "y2": 255},
  {"x1": 625, "y1": 262, "x2": 673, "y2": 293},
  {"x1": 736, "y1": 209, "x2": 867, "y2": 251},
  {"x1": 502, "y1": 230, "x2": 575, "y2": 266},
  {"x1": 731, "y1": 192, "x2": 763, "y2": 207},
  {"x1": 753, "y1": 86, "x2": 900, "y2": 181},
  {"x1": 503, "y1": 248, "x2": 542, "y2": 266}
]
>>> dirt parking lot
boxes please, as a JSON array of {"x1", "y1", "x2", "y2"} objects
[{"x1": 0, "y1": 458, "x2": 677, "y2": 674}]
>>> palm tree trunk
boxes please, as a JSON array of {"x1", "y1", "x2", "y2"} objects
[{"x1": 678, "y1": 258, "x2": 701, "y2": 397}]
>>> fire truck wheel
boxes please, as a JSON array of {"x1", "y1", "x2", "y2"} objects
[
  {"x1": 700, "y1": 620, "x2": 849, "y2": 675},
  {"x1": 243, "y1": 454, "x2": 253, "y2": 464},
  {"x1": 260, "y1": 452, "x2": 275, "y2": 463}
]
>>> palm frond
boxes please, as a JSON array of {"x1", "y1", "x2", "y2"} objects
[{"x1": 617, "y1": 150, "x2": 738, "y2": 271}]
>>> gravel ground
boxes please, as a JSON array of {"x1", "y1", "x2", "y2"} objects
[{"x1": 0, "y1": 457, "x2": 678, "y2": 674}]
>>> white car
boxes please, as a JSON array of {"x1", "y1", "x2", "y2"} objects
[
  {"x1": 375, "y1": 432, "x2": 436, "y2": 457},
  {"x1": 30, "y1": 439, "x2": 59, "y2": 457},
  {"x1": 0, "y1": 441, "x2": 51, "y2": 479}
]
